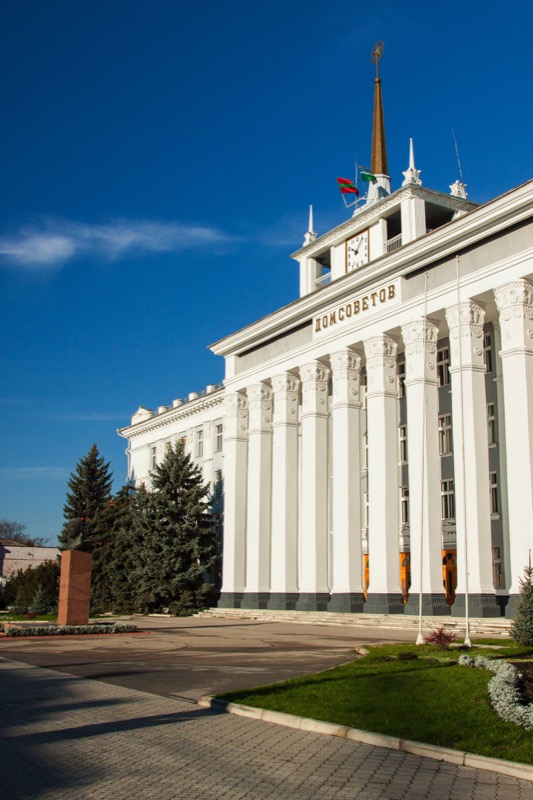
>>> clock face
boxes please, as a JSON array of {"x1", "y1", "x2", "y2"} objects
[{"x1": 346, "y1": 230, "x2": 369, "y2": 270}]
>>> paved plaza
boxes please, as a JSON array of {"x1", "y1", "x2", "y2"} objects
[{"x1": 1, "y1": 617, "x2": 532, "y2": 799}]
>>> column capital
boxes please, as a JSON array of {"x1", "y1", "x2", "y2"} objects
[
  {"x1": 494, "y1": 279, "x2": 533, "y2": 319},
  {"x1": 402, "y1": 319, "x2": 439, "y2": 386},
  {"x1": 445, "y1": 300, "x2": 485, "y2": 338},
  {"x1": 330, "y1": 348, "x2": 362, "y2": 377},
  {"x1": 300, "y1": 361, "x2": 330, "y2": 417},
  {"x1": 401, "y1": 318, "x2": 439, "y2": 354},
  {"x1": 300, "y1": 361, "x2": 330, "y2": 387},
  {"x1": 272, "y1": 372, "x2": 300, "y2": 396},
  {"x1": 246, "y1": 383, "x2": 273, "y2": 405},
  {"x1": 364, "y1": 334, "x2": 398, "y2": 369},
  {"x1": 247, "y1": 383, "x2": 273, "y2": 433},
  {"x1": 331, "y1": 349, "x2": 362, "y2": 408},
  {"x1": 224, "y1": 391, "x2": 249, "y2": 439}
]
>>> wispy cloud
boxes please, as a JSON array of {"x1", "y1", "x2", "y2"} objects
[
  {"x1": 0, "y1": 217, "x2": 238, "y2": 270},
  {"x1": 0, "y1": 467, "x2": 69, "y2": 480}
]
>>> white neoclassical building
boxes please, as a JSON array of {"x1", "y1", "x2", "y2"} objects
[{"x1": 120, "y1": 55, "x2": 533, "y2": 619}]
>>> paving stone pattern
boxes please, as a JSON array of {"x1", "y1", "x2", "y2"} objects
[{"x1": 1, "y1": 657, "x2": 532, "y2": 800}]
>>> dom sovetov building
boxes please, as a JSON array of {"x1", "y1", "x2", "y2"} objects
[{"x1": 119, "y1": 44, "x2": 533, "y2": 621}]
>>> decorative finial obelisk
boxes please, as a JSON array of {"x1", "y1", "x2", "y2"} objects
[{"x1": 303, "y1": 204, "x2": 317, "y2": 245}]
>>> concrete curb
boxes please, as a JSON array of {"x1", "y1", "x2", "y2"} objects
[{"x1": 197, "y1": 695, "x2": 533, "y2": 782}]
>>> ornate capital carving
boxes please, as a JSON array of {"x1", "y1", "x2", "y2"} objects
[
  {"x1": 445, "y1": 301, "x2": 485, "y2": 339},
  {"x1": 225, "y1": 392, "x2": 248, "y2": 417},
  {"x1": 330, "y1": 349, "x2": 362, "y2": 377},
  {"x1": 300, "y1": 362, "x2": 330, "y2": 388},
  {"x1": 272, "y1": 373, "x2": 300, "y2": 395},
  {"x1": 364, "y1": 334, "x2": 398, "y2": 369},
  {"x1": 247, "y1": 383, "x2": 273, "y2": 404},
  {"x1": 494, "y1": 279, "x2": 533, "y2": 321},
  {"x1": 401, "y1": 319, "x2": 439, "y2": 354}
]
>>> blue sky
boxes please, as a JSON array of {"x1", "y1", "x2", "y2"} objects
[{"x1": 1, "y1": 1, "x2": 532, "y2": 545}]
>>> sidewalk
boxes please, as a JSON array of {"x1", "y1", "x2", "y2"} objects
[{"x1": 2, "y1": 655, "x2": 531, "y2": 800}]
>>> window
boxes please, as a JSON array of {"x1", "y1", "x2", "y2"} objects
[
  {"x1": 399, "y1": 425, "x2": 407, "y2": 463},
  {"x1": 489, "y1": 472, "x2": 499, "y2": 514},
  {"x1": 483, "y1": 332, "x2": 493, "y2": 373},
  {"x1": 487, "y1": 403, "x2": 496, "y2": 445},
  {"x1": 441, "y1": 479, "x2": 455, "y2": 520},
  {"x1": 214, "y1": 468, "x2": 223, "y2": 497},
  {"x1": 165, "y1": 441, "x2": 172, "y2": 452},
  {"x1": 196, "y1": 429, "x2": 204, "y2": 458},
  {"x1": 215, "y1": 423, "x2": 223, "y2": 452},
  {"x1": 437, "y1": 347, "x2": 450, "y2": 387},
  {"x1": 397, "y1": 361, "x2": 406, "y2": 398},
  {"x1": 151, "y1": 446, "x2": 157, "y2": 469},
  {"x1": 438, "y1": 414, "x2": 453, "y2": 455},
  {"x1": 400, "y1": 487, "x2": 410, "y2": 525}
]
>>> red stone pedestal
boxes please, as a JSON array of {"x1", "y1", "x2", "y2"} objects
[{"x1": 57, "y1": 550, "x2": 92, "y2": 626}]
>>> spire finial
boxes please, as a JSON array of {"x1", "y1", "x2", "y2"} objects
[
  {"x1": 402, "y1": 138, "x2": 422, "y2": 186},
  {"x1": 303, "y1": 204, "x2": 317, "y2": 245},
  {"x1": 371, "y1": 41, "x2": 384, "y2": 79}
]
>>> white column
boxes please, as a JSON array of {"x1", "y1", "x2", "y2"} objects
[
  {"x1": 296, "y1": 361, "x2": 330, "y2": 610},
  {"x1": 329, "y1": 349, "x2": 364, "y2": 612},
  {"x1": 269, "y1": 373, "x2": 300, "y2": 609},
  {"x1": 402, "y1": 319, "x2": 449, "y2": 615},
  {"x1": 494, "y1": 279, "x2": 533, "y2": 616},
  {"x1": 363, "y1": 334, "x2": 403, "y2": 613},
  {"x1": 219, "y1": 392, "x2": 248, "y2": 608},
  {"x1": 446, "y1": 301, "x2": 498, "y2": 617},
  {"x1": 244, "y1": 383, "x2": 273, "y2": 607}
]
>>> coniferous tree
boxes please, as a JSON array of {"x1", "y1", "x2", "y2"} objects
[
  {"x1": 90, "y1": 484, "x2": 135, "y2": 614},
  {"x1": 59, "y1": 444, "x2": 113, "y2": 548},
  {"x1": 511, "y1": 565, "x2": 533, "y2": 646},
  {"x1": 128, "y1": 443, "x2": 217, "y2": 614}
]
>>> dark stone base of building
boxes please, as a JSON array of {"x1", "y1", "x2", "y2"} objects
[
  {"x1": 295, "y1": 592, "x2": 330, "y2": 612},
  {"x1": 241, "y1": 592, "x2": 270, "y2": 609},
  {"x1": 363, "y1": 593, "x2": 405, "y2": 614},
  {"x1": 451, "y1": 593, "x2": 502, "y2": 618},
  {"x1": 218, "y1": 592, "x2": 244, "y2": 609},
  {"x1": 267, "y1": 593, "x2": 299, "y2": 610},
  {"x1": 404, "y1": 593, "x2": 451, "y2": 616},
  {"x1": 328, "y1": 593, "x2": 365, "y2": 613},
  {"x1": 504, "y1": 594, "x2": 518, "y2": 619}
]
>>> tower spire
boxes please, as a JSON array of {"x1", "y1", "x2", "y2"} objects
[
  {"x1": 366, "y1": 42, "x2": 391, "y2": 205},
  {"x1": 303, "y1": 204, "x2": 317, "y2": 245},
  {"x1": 370, "y1": 41, "x2": 388, "y2": 177}
]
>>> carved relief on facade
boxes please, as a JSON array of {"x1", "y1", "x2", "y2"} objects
[
  {"x1": 300, "y1": 361, "x2": 330, "y2": 390},
  {"x1": 401, "y1": 319, "x2": 439, "y2": 355}
]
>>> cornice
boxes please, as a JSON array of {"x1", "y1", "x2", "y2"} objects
[
  {"x1": 210, "y1": 179, "x2": 533, "y2": 359},
  {"x1": 118, "y1": 392, "x2": 224, "y2": 439}
]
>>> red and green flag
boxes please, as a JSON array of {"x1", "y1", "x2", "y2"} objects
[
  {"x1": 360, "y1": 170, "x2": 377, "y2": 184},
  {"x1": 336, "y1": 177, "x2": 360, "y2": 196}
]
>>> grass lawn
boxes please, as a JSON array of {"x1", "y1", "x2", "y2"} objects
[
  {"x1": 0, "y1": 613, "x2": 57, "y2": 622},
  {"x1": 219, "y1": 640, "x2": 533, "y2": 765}
]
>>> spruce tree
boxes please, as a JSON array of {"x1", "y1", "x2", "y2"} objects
[
  {"x1": 129, "y1": 443, "x2": 217, "y2": 614},
  {"x1": 511, "y1": 565, "x2": 533, "y2": 646},
  {"x1": 60, "y1": 444, "x2": 113, "y2": 548},
  {"x1": 90, "y1": 484, "x2": 135, "y2": 614}
]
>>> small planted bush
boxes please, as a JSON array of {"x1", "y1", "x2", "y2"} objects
[
  {"x1": 0, "y1": 622, "x2": 137, "y2": 637},
  {"x1": 424, "y1": 626, "x2": 457, "y2": 650}
]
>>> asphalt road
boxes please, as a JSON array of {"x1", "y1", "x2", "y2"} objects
[{"x1": 0, "y1": 614, "x2": 415, "y2": 700}]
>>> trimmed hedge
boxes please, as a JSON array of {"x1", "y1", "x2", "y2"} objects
[{"x1": 458, "y1": 654, "x2": 533, "y2": 730}]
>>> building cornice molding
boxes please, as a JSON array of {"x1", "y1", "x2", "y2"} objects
[{"x1": 118, "y1": 391, "x2": 224, "y2": 439}]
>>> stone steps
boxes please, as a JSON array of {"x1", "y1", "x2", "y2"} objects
[{"x1": 197, "y1": 607, "x2": 512, "y2": 637}]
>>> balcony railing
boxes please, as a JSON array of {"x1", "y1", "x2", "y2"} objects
[
  {"x1": 386, "y1": 233, "x2": 402, "y2": 253},
  {"x1": 313, "y1": 271, "x2": 332, "y2": 289}
]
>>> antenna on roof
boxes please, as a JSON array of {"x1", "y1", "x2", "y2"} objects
[{"x1": 451, "y1": 128, "x2": 464, "y2": 183}]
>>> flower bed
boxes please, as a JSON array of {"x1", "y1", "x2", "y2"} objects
[
  {"x1": 0, "y1": 622, "x2": 137, "y2": 637},
  {"x1": 458, "y1": 654, "x2": 533, "y2": 730}
]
